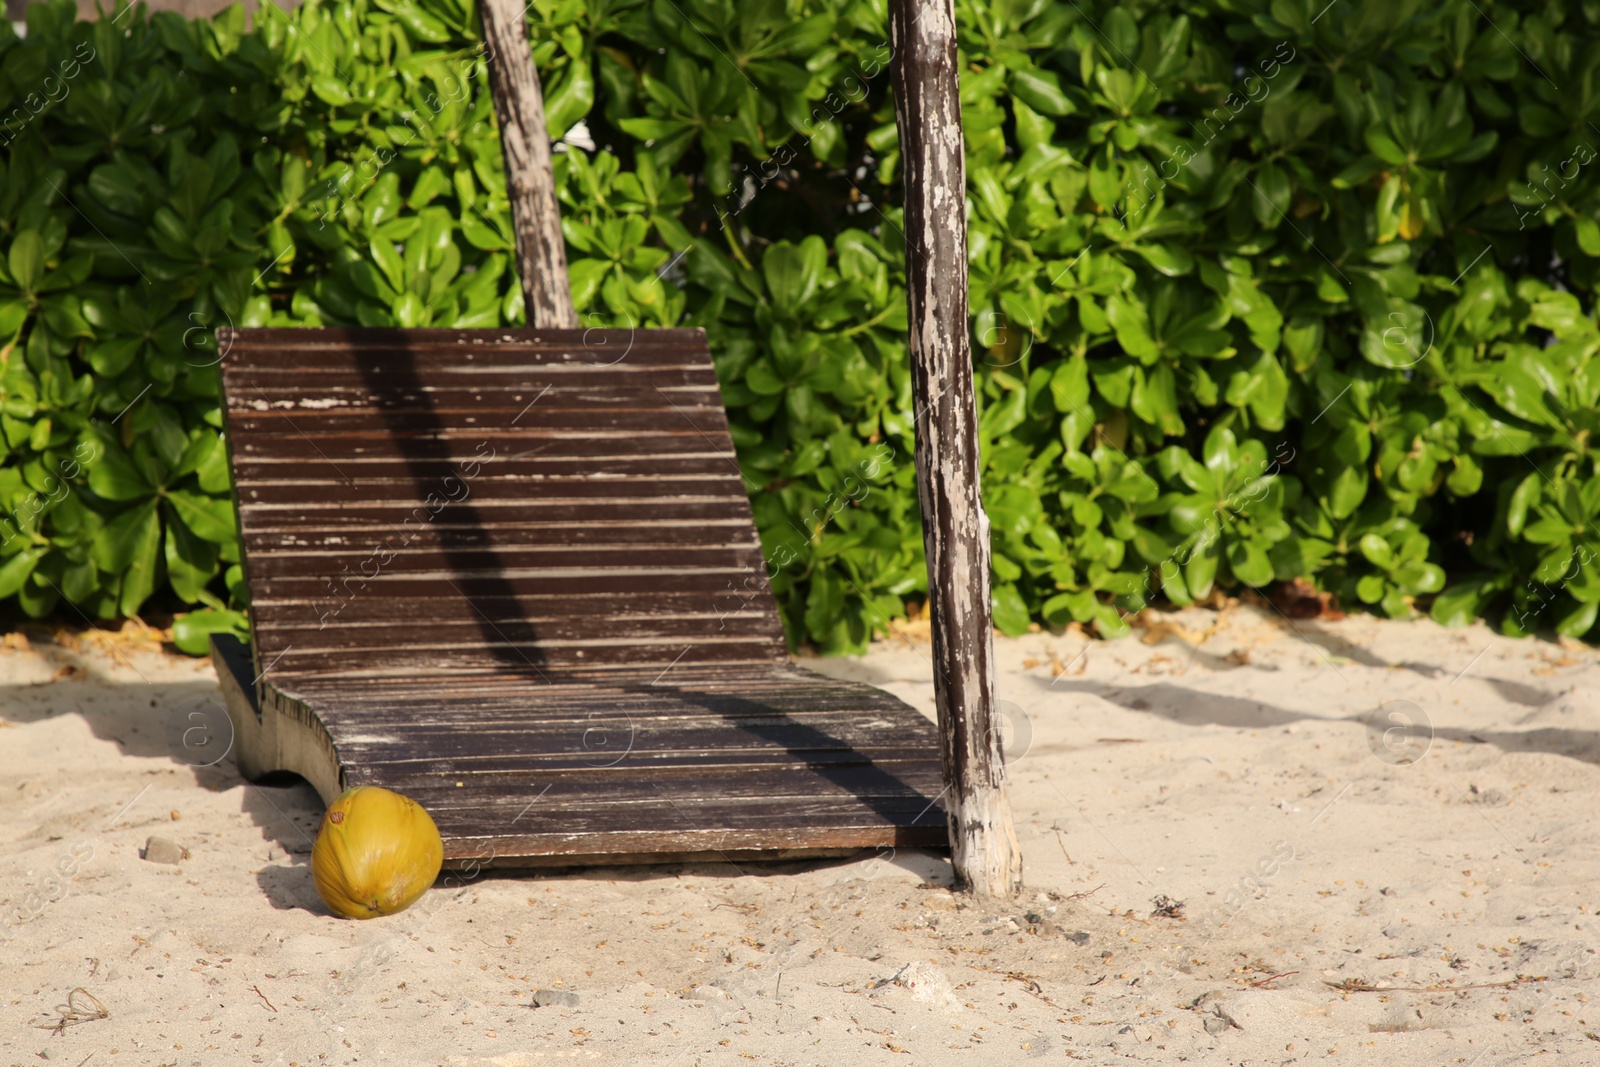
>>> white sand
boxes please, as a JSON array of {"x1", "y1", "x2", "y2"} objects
[{"x1": 3, "y1": 602, "x2": 1598, "y2": 1065}]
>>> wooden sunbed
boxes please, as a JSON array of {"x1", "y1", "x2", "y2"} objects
[{"x1": 211, "y1": 325, "x2": 947, "y2": 867}]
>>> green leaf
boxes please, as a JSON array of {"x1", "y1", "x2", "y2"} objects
[
  {"x1": 1331, "y1": 156, "x2": 1386, "y2": 189},
  {"x1": 1088, "y1": 145, "x2": 1120, "y2": 209},
  {"x1": 87, "y1": 440, "x2": 154, "y2": 502},
  {"x1": 1331, "y1": 463, "x2": 1369, "y2": 518},
  {"x1": 992, "y1": 583, "x2": 1031, "y2": 636},
  {"x1": 1364, "y1": 127, "x2": 1408, "y2": 165},
  {"x1": 1446, "y1": 455, "x2": 1482, "y2": 497},
  {"x1": 1379, "y1": 586, "x2": 1410, "y2": 618},
  {"x1": 370, "y1": 237, "x2": 405, "y2": 293},
  {"x1": 568, "y1": 258, "x2": 611, "y2": 310},
  {"x1": 1049, "y1": 358, "x2": 1089, "y2": 415},
  {"x1": 379, "y1": 0, "x2": 451, "y2": 42},
  {"x1": 88, "y1": 337, "x2": 144, "y2": 377},
  {"x1": 0, "y1": 299, "x2": 29, "y2": 338},
  {"x1": 175, "y1": 432, "x2": 231, "y2": 494},
  {"x1": 746, "y1": 359, "x2": 787, "y2": 395},
  {"x1": 7, "y1": 231, "x2": 44, "y2": 293},
  {"x1": 0, "y1": 548, "x2": 44, "y2": 599},
  {"x1": 164, "y1": 507, "x2": 218, "y2": 602},
  {"x1": 87, "y1": 164, "x2": 145, "y2": 217},
  {"x1": 1250, "y1": 162, "x2": 1291, "y2": 227},
  {"x1": 1430, "y1": 576, "x2": 1505, "y2": 627},
  {"x1": 545, "y1": 50, "x2": 596, "y2": 138},
  {"x1": 1131, "y1": 243, "x2": 1193, "y2": 277},
  {"x1": 1506, "y1": 472, "x2": 1541, "y2": 537},
  {"x1": 1090, "y1": 600, "x2": 1131, "y2": 639},
  {"x1": 1105, "y1": 296, "x2": 1157, "y2": 359},
  {"x1": 1227, "y1": 539, "x2": 1273, "y2": 586},
  {"x1": 1011, "y1": 67, "x2": 1074, "y2": 116},
  {"x1": 1554, "y1": 597, "x2": 1599, "y2": 638},
  {"x1": 1184, "y1": 543, "x2": 1219, "y2": 600},
  {"x1": 117, "y1": 507, "x2": 163, "y2": 617},
  {"x1": 1359, "y1": 533, "x2": 1395, "y2": 569},
  {"x1": 91, "y1": 498, "x2": 159, "y2": 575},
  {"x1": 1575, "y1": 217, "x2": 1600, "y2": 258},
  {"x1": 762, "y1": 237, "x2": 826, "y2": 316},
  {"x1": 171, "y1": 608, "x2": 249, "y2": 656},
  {"x1": 165, "y1": 488, "x2": 237, "y2": 543}
]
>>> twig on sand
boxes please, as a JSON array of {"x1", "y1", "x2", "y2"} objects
[
  {"x1": 710, "y1": 899, "x2": 760, "y2": 914},
  {"x1": 1250, "y1": 971, "x2": 1298, "y2": 988},
  {"x1": 1002, "y1": 971, "x2": 1050, "y2": 1000},
  {"x1": 253, "y1": 984, "x2": 279, "y2": 1012},
  {"x1": 1326, "y1": 976, "x2": 1526, "y2": 993},
  {"x1": 34, "y1": 988, "x2": 109, "y2": 1035}
]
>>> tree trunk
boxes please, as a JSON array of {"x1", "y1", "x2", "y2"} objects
[
  {"x1": 478, "y1": 0, "x2": 578, "y2": 328},
  {"x1": 888, "y1": 0, "x2": 1023, "y2": 898}
]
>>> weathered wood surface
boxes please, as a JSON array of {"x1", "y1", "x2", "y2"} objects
[
  {"x1": 889, "y1": 0, "x2": 1023, "y2": 896},
  {"x1": 214, "y1": 327, "x2": 946, "y2": 866},
  {"x1": 478, "y1": 0, "x2": 578, "y2": 328}
]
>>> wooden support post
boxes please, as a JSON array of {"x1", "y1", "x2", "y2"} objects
[
  {"x1": 478, "y1": 0, "x2": 579, "y2": 328},
  {"x1": 889, "y1": 0, "x2": 1022, "y2": 897}
]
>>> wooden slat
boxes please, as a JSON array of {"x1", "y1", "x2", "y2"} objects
[
  {"x1": 332, "y1": 718, "x2": 924, "y2": 755},
  {"x1": 236, "y1": 503, "x2": 756, "y2": 531},
  {"x1": 280, "y1": 676, "x2": 904, "y2": 706},
  {"x1": 215, "y1": 328, "x2": 945, "y2": 866},
  {"x1": 230, "y1": 430, "x2": 734, "y2": 451},
  {"x1": 372, "y1": 763, "x2": 942, "y2": 801},
  {"x1": 282, "y1": 682, "x2": 921, "y2": 718},
  {"x1": 428, "y1": 799, "x2": 943, "y2": 832},
  {"x1": 223, "y1": 326, "x2": 704, "y2": 348},
  {"x1": 236, "y1": 477, "x2": 747, "y2": 508},
  {"x1": 247, "y1": 589, "x2": 760, "y2": 622},
  {"x1": 233, "y1": 456, "x2": 744, "y2": 485},
  {"x1": 255, "y1": 615, "x2": 782, "y2": 651},
  {"x1": 344, "y1": 747, "x2": 937, "y2": 778},
  {"x1": 228, "y1": 408, "x2": 732, "y2": 437},
  {"x1": 243, "y1": 544, "x2": 763, "y2": 579},
  {"x1": 263, "y1": 645, "x2": 784, "y2": 679},
  {"x1": 237, "y1": 519, "x2": 756, "y2": 544}
]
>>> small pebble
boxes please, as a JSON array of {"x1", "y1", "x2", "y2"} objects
[
  {"x1": 1022, "y1": 913, "x2": 1059, "y2": 936},
  {"x1": 531, "y1": 989, "x2": 580, "y2": 1008},
  {"x1": 142, "y1": 836, "x2": 187, "y2": 865},
  {"x1": 685, "y1": 984, "x2": 730, "y2": 1002}
]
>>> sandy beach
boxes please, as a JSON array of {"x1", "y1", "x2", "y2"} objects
[{"x1": 3, "y1": 599, "x2": 1598, "y2": 1065}]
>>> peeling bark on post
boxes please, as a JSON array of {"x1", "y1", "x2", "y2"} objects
[
  {"x1": 479, "y1": 0, "x2": 578, "y2": 328},
  {"x1": 889, "y1": 0, "x2": 1023, "y2": 898}
]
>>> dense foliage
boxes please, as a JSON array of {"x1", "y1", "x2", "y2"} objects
[{"x1": 3, "y1": 0, "x2": 1600, "y2": 653}]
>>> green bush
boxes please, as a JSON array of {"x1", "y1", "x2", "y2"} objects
[{"x1": 3, "y1": 0, "x2": 1600, "y2": 653}]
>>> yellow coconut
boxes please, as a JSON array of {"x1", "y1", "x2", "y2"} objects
[{"x1": 311, "y1": 786, "x2": 444, "y2": 919}]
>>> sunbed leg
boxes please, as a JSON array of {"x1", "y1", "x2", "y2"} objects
[{"x1": 210, "y1": 634, "x2": 343, "y2": 805}]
